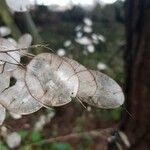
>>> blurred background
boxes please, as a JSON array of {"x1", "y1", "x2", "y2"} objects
[{"x1": 0, "y1": 0, "x2": 149, "y2": 149}]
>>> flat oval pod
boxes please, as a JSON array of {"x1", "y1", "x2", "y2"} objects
[
  {"x1": 6, "y1": 0, "x2": 31, "y2": 12},
  {"x1": 0, "y1": 26, "x2": 11, "y2": 37},
  {"x1": 0, "y1": 38, "x2": 20, "y2": 71},
  {"x1": 0, "y1": 72, "x2": 10, "y2": 93},
  {"x1": 25, "y1": 53, "x2": 79, "y2": 107},
  {"x1": 0, "y1": 68, "x2": 42, "y2": 115},
  {"x1": 63, "y1": 57, "x2": 97, "y2": 101},
  {"x1": 18, "y1": 34, "x2": 32, "y2": 49},
  {"x1": 0, "y1": 104, "x2": 6, "y2": 125},
  {"x1": 84, "y1": 70, "x2": 125, "y2": 109}
]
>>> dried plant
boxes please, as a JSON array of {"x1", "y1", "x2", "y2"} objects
[{"x1": 0, "y1": 37, "x2": 124, "y2": 125}]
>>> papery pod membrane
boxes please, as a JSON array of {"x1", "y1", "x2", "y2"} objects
[
  {"x1": 0, "y1": 68, "x2": 42, "y2": 115},
  {"x1": 25, "y1": 53, "x2": 79, "y2": 107},
  {"x1": 0, "y1": 71, "x2": 10, "y2": 124},
  {"x1": 18, "y1": 34, "x2": 32, "y2": 49},
  {"x1": 0, "y1": 72, "x2": 10, "y2": 93},
  {"x1": 0, "y1": 38, "x2": 20, "y2": 71},
  {"x1": 63, "y1": 57, "x2": 97, "y2": 101},
  {"x1": 0, "y1": 104, "x2": 6, "y2": 125},
  {"x1": 85, "y1": 70, "x2": 124, "y2": 108},
  {"x1": 6, "y1": 0, "x2": 31, "y2": 12}
]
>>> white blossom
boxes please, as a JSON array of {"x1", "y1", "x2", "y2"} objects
[
  {"x1": 6, "y1": 132, "x2": 21, "y2": 149},
  {"x1": 97, "y1": 62, "x2": 108, "y2": 70},
  {"x1": 83, "y1": 26, "x2": 92, "y2": 33},
  {"x1": 83, "y1": 18, "x2": 93, "y2": 26},
  {"x1": 76, "y1": 31, "x2": 83, "y2": 38},
  {"x1": 87, "y1": 44, "x2": 95, "y2": 53},
  {"x1": 75, "y1": 36, "x2": 92, "y2": 45},
  {"x1": 64, "y1": 40, "x2": 71, "y2": 47},
  {"x1": 57, "y1": 48, "x2": 66, "y2": 56}
]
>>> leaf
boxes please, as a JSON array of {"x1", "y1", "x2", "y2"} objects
[
  {"x1": 30, "y1": 131, "x2": 42, "y2": 143},
  {"x1": 50, "y1": 142, "x2": 72, "y2": 150}
]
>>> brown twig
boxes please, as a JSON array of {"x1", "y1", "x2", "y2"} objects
[{"x1": 29, "y1": 128, "x2": 113, "y2": 146}]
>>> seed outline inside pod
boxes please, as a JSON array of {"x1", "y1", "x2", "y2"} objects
[
  {"x1": 25, "y1": 53, "x2": 79, "y2": 107},
  {"x1": 63, "y1": 57, "x2": 97, "y2": 103}
]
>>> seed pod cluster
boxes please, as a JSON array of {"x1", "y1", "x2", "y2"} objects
[{"x1": 0, "y1": 37, "x2": 124, "y2": 125}]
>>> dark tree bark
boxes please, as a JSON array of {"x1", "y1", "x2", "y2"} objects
[{"x1": 121, "y1": 0, "x2": 150, "y2": 149}]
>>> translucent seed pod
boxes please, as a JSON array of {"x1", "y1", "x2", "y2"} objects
[
  {"x1": 0, "y1": 38, "x2": 20, "y2": 72},
  {"x1": 63, "y1": 57, "x2": 97, "y2": 101},
  {"x1": 0, "y1": 68, "x2": 42, "y2": 115},
  {"x1": 25, "y1": 53, "x2": 79, "y2": 107},
  {"x1": 0, "y1": 72, "x2": 10, "y2": 93},
  {"x1": 0, "y1": 104, "x2": 6, "y2": 125},
  {"x1": 18, "y1": 34, "x2": 32, "y2": 49},
  {"x1": 85, "y1": 70, "x2": 125, "y2": 109},
  {"x1": 5, "y1": 0, "x2": 31, "y2": 12}
]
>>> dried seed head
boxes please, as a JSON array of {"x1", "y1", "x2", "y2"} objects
[
  {"x1": 25, "y1": 53, "x2": 79, "y2": 107},
  {"x1": 86, "y1": 70, "x2": 125, "y2": 109},
  {"x1": 63, "y1": 57, "x2": 97, "y2": 101},
  {"x1": 0, "y1": 38, "x2": 20, "y2": 72},
  {"x1": 18, "y1": 34, "x2": 32, "y2": 49},
  {"x1": 0, "y1": 68, "x2": 42, "y2": 115},
  {"x1": 0, "y1": 104, "x2": 6, "y2": 125}
]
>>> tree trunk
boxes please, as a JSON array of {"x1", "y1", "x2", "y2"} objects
[{"x1": 122, "y1": 0, "x2": 150, "y2": 149}]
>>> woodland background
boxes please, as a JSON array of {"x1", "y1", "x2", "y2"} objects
[{"x1": 0, "y1": 0, "x2": 149, "y2": 149}]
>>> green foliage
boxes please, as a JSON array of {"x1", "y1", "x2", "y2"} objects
[
  {"x1": 30, "y1": 131, "x2": 42, "y2": 143},
  {"x1": 18, "y1": 130, "x2": 28, "y2": 140},
  {"x1": 0, "y1": 141, "x2": 9, "y2": 150},
  {"x1": 49, "y1": 142, "x2": 72, "y2": 150}
]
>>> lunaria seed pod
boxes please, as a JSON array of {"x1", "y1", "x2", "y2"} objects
[
  {"x1": 0, "y1": 68, "x2": 42, "y2": 115},
  {"x1": 25, "y1": 53, "x2": 79, "y2": 107},
  {"x1": 64, "y1": 57, "x2": 124, "y2": 109}
]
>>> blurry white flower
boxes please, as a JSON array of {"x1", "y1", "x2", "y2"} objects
[
  {"x1": 75, "y1": 36, "x2": 92, "y2": 45},
  {"x1": 98, "y1": 34, "x2": 106, "y2": 42},
  {"x1": 57, "y1": 48, "x2": 66, "y2": 56},
  {"x1": 46, "y1": 111, "x2": 55, "y2": 122},
  {"x1": 97, "y1": 62, "x2": 108, "y2": 70},
  {"x1": 87, "y1": 106, "x2": 91, "y2": 112},
  {"x1": 91, "y1": 34, "x2": 99, "y2": 44},
  {"x1": 87, "y1": 44, "x2": 95, "y2": 53},
  {"x1": 0, "y1": 126, "x2": 7, "y2": 137},
  {"x1": 75, "y1": 25, "x2": 82, "y2": 31},
  {"x1": 6, "y1": 132, "x2": 21, "y2": 149},
  {"x1": 83, "y1": 18, "x2": 93, "y2": 26},
  {"x1": 76, "y1": 31, "x2": 83, "y2": 38},
  {"x1": 83, "y1": 26, "x2": 92, "y2": 33},
  {"x1": 34, "y1": 115, "x2": 46, "y2": 131},
  {"x1": 0, "y1": 26, "x2": 11, "y2": 37},
  {"x1": 64, "y1": 40, "x2": 71, "y2": 47},
  {"x1": 34, "y1": 111, "x2": 55, "y2": 131}
]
